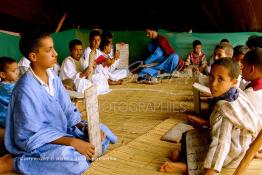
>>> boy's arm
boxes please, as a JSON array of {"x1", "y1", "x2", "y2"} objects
[
  {"x1": 51, "y1": 137, "x2": 95, "y2": 160},
  {"x1": 203, "y1": 115, "x2": 232, "y2": 172},
  {"x1": 185, "y1": 53, "x2": 191, "y2": 66},
  {"x1": 199, "y1": 55, "x2": 208, "y2": 72}
]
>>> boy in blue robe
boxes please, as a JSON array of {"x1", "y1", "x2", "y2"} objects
[
  {"x1": 0, "y1": 57, "x2": 19, "y2": 128},
  {"x1": 0, "y1": 30, "x2": 117, "y2": 175},
  {"x1": 0, "y1": 57, "x2": 19, "y2": 158}
]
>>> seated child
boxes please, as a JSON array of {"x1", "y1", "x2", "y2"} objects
[
  {"x1": 97, "y1": 39, "x2": 128, "y2": 85},
  {"x1": 160, "y1": 58, "x2": 262, "y2": 175},
  {"x1": 206, "y1": 43, "x2": 233, "y2": 74},
  {"x1": 83, "y1": 30, "x2": 111, "y2": 94},
  {"x1": 137, "y1": 27, "x2": 185, "y2": 83},
  {"x1": 241, "y1": 48, "x2": 262, "y2": 158},
  {"x1": 0, "y1": 30, "x2": 117, "y2": 174},
  {"x1": 60, "y1": 39, "x2": 92, "y2": 93},
  {"x1": 0, "y1": 57, "x2": 19, "y2": 128},
  {"x1": 0, "y1": 57, "x2": 19, "y2": 157},
  {"x1": 0, "y1": 57, "x2": 19, "y2": 172},
  {"x1": 100, "y1": 31, "x2": 130, "y2": 78},
  {"x1": 185, "y1": 40, "x2": 207, "y2": 73}
]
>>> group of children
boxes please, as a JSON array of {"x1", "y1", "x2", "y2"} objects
[
  {"x1": 0, "y1": 30, "x2": 117, "y2": 174},
  {"x1": 160, "y1": 36, "x2": 262, "y2": 174},
  {"x1": 0, "y1": 28, "x2": 262, "y2": 174}
]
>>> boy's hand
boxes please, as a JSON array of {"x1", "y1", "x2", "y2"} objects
[
  {"x1": 114, "y1": 50, "x2": 120, "y2": 60},
  {"x1": 83, "y1": 127, "x2": 106, "y2": 141},
  {"x1": 203, "y1": 168, "x2": 219, "y2": 175},
  {"x1": 70, "y1": 138, "x2": 95, "y2": 160},
  {"x1": 101, "y1": 130, "x2": 106, "y2": 141},
  {"x1": 187, "y1": 115, "x2": 209, "y2": 128}
]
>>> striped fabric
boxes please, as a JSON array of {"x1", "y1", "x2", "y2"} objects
[{"x1": 203, "y1": 89, "x2": 262, "y2": 172}]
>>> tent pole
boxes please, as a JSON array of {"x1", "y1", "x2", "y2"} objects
[
  {"x1": 55, "y1": 12, "x2": 67, "y2": 33},
  {"x1": 233, "y1": 130, "x2": 262, "y2": 175}
]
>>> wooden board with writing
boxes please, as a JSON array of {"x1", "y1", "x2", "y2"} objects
[
  {"x1": 116, "y1": 43, "x2": 129, "y2": 69},
  {"x1": 161, "y1": 122, "x2": 194, "y2": 143},
  {"x1": 186, "y1": 129, "x2": 210, "y2": 175},
  {"x1": 84, "y1": 85, "x2": 102, "y2": 161}
]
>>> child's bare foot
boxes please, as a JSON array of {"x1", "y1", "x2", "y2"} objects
[
  {"x1": 170, "y1": 149, "x2": 180, "y2": 162},
  {"x1": 0, "y1": 154, "x2": 13, "y2": 173},
  {"x1": 159, "y1": 161, "x2": 187, "y2": 173},
  {"x1": 108, "y1": 79, "x2": 123, "y2": 85},
  {"x1": 255, "y1": 152, "x2": 262, "y2": 159}
]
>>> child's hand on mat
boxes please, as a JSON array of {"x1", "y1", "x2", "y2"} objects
[{"x1": 71, "y1": 138, "x2": 95, "y2": 160}]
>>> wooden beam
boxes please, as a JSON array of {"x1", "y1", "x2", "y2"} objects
[
  {"x1": 55, "y1": 12, "x2": 67, "y2": 33},
  {"x1": 233, "y1": 130, "x2": 262, "y2": 175}
]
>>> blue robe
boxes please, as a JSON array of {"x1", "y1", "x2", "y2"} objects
[
  {"x1": 138, "y1": 42, "x2": 179, "y2": 78},
  {"x1": 5, "y1": 71, "x2": 117, "y2": 175},
  {"x1": 0, "y1": 81, "x2": 15, "y2": 128}
]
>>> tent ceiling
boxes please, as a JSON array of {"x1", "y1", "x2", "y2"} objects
[{"x1": 0, "y1": 0, "x2": 262, "y2": 33}]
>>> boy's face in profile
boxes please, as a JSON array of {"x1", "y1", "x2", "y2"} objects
[
  {"x1": 234, "y1": 54, "x2": 245, "y2": 70},
  {"x1": 209, "y1": 65, "x2": 237, "y2": 97},
  {"x1": 241, "y1": 60, "x2": 253, "y2": 81},
  {"x1": 71, "y1": 44, "x2": 83, "y2": 61},
  {"x1": 145, "y1": 29, "x2": 158, "y2": 39},
  {"x1": 0, "y1": 62, "x2": 19, "y2": 82},
  {"x1": 30, "y1": 37, "x2": 57, "y2": 69}
]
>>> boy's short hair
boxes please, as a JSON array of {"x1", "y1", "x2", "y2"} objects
[
  {"x1": 89, "y1": 30, "x2": 101, "y2": 42},
  {"x1": 101, "y1": 31, "x2": 113, "y2": 41},
  {"x1": 193, "y1": 40, "x2": 202, "y2": 48},
  {"x1": 19, "y1": 30, "x2": 50, "y2": 59},
  {"x1": 244, "y1": 48, "x2": 262, "y2": 73},
  {"x1": 0, "y1": 57, "x2": 17, "y2": 72},
  {"x1": 69, "y1": 39, "x2": 82, "y2": 51},
  {"x1": 246, "y1": 35, "x2": 262, "y2": 49},
  {"x1": 233, "y1": 45, "x2": 249, "y2": 57},
  {"x1": 211, "y1": 57, "x2": 240, "y2": 79},
  {"x1": 220, "y1": 38, "x2": 230, "y2": 44},
  {"x1": 215, "y1": 43, "x2": 234, "y2": 57}
]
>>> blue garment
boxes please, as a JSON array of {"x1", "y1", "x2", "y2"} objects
[
  {"x1": 207, "y1": 87, "x2": 239, "y2": 119},
  {"x1": 5, "y1": 71, "x2": 117, "y2": 175},
  {"x1": 0, "y1": 81, "x2": 15, "y2": 128},
  {"x1": 139, "y1": 44, "x2": 179, "y2": 77}
]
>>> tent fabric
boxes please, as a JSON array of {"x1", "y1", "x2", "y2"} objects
[
  {"x1": 0, "y1": 29, "x2": 261, "y2": 64},
  {"x1": 1, "y1": 0, "x2": 262, "y2": 32}
]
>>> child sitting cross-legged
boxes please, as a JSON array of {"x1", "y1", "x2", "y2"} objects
[{"x1": 160, "y1": 57, "x2": 262, "y2": 175}]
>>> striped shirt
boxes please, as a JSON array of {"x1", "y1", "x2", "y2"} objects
[{"x1": 203, "y1": 89, "x2": 262, "y2": 172}]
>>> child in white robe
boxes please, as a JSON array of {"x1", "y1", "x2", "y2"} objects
[
  {"x1": 83, "y1": 30, "x2": 111, "y2": 95},
  {"x1": 60, "y1": 39, "x2": 92, "y2": 93}
]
